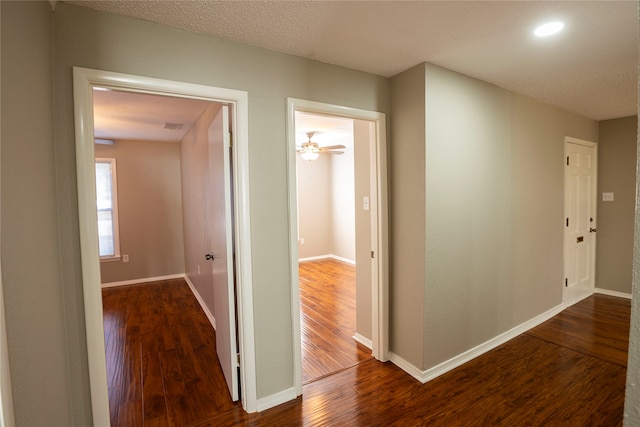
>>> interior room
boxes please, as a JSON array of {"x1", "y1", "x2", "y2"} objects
[
  {"x1": 294, "y1": 111, "x2": 373, "y2": 383},
  {"x1": 1, "y1": 1, "x2": 638, "y2": 426}
]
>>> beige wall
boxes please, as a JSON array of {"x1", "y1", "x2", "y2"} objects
[
  {"x1": 331, "y1": 146, "x2": 356, "y2": 261},
  {"x1": 422, "y1": 64, "x2": 598, "y2": 369},
  {"x1": 596, "y1": 116, "x2": 637, "y2": 294},
  {"x1": 297, "y1": 149, "x2": 356, "y2": 262},
  {"x1": 181, "y1": 103, "x2": 221, "y2": 315},
  {"x1": 96, "y1": 139, "x2": 185, "y2": 284},
  {"x1": 389, "y1": 63, "x2": 427, "y2": 368},
  {"x1": 297, "y1": 154, "x2": 333, "y2": 258},
  {"x1": 0, "y1": 2, "x2": 73, "y2": 425},
  {"x1": 45, "y1": 3, "x2": 390, "y2": 423},
  {"x1": 390, "y1": 63, "x2": 599, "y2": 371}
]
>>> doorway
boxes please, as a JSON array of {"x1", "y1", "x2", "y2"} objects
[
  {"x1": 73, "y1": 67, "x2": 257, "y2": 424},
  {"x1": 93, "y1": 90, "x2": 240, "y2": 417},
  {"x1": 286, "y1": 98, "x2": 389, "y2": 395},
  {"x1": 295, "y1": 111, "x2": 372, "y2": 383},
  {"x1": 563, "y1": 136, "x2": 598, "y2": 306}
]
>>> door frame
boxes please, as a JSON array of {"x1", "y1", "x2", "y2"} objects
[
  {"x1": 73, "y1": 67, "x2": 257, "y2": 423},
  {"x1": 0, "y1": 271, "x2": 15, "y2": 427},
  {"x1": 285, "y1": 98, "x2": 389, "y2": 395},
  {"x1": 563, "y1": 136, "x2": 598, "y2": 306}
]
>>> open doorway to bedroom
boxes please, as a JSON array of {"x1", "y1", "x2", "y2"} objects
[
  {"x1": 73, "y1": 67, "x2": 256, "y2": 425},
  {"x1": 295, "y1": 111, "x2": 373, "y2": 383},
  {"x1": 287, "y1": 98, "x2": 389, "y2": 392},
  {"x1": 92, "y1": 88, "x2": 242, "y2": 425}
]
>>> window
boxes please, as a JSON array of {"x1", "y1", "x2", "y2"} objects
[{"x1": 95, "y1": 158, "x2": 120, "y2": 259}]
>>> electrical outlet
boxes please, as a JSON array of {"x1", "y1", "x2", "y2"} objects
[
  {"x1": 300, "y1": 238, "x2": 305, "y2": 244},
  {"x1": 122, "y1": 254, "x2": 129, "y2": 263}
]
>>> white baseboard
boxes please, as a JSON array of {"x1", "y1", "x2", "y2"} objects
[
  {"x1": 388, "y1": 352, "x2": 426, "y2": 383},
  {"x1": 595, "y1": 288, "x2": 632, "y2": 299},
  {"x1": 100, "y1": 273, "x2": 185, "y2": 288},
  {"x1": 352, "y1": 333, "x2": 372, "y2": 349},
  {"x1": 298, "y1": 255, "x2": 329, "y2": 262},
  {"x1": 298, "y1": 254, "x2": 356, "y2": 265},
  {"x1": 390, "y1": 302, "x2": 565, "y2": 384},
  {"x1": 183, "y1": 275, "x2": 217, "y2": 331},
  {"x1": 330, "y1": 254, "x2": 356, "y2": 265},
  {"x1": 256, "y1": 386, "x2": 297, "y2": 412}
]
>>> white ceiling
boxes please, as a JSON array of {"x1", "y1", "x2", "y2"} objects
[
  {"x1": 78, "y1": 0, "x2": 638, "y2": 141},
  {"x1": 295, "y1": 111, "x2": 354, "y2": 148},
  {"x1": 93, "y1": 89, "x2": 211, "y2": 142}
]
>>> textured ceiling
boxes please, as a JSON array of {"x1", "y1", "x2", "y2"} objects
[{"x1": 69, "y1": 0, "x2": 638, "y2": 121}]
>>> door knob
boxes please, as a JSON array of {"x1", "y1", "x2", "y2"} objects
[{"x1": 205, "y1": 253, "x2": 216, "y2": 261}]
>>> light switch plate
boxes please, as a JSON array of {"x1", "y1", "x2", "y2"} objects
[
  {"x1": 363, "y1": 196, "x2": 370, "y2": 211},
  {"x1": 602, "y1": 192, "x2": 614, "y2": 202}
]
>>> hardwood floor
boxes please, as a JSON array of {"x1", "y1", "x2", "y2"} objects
[
  {"x1": 527, "y1": 294, "x2": 630, "y2": 367},
  {"x1": 299, "y1": 258, "x2": 373, "y2": 383},
  {"x1": 102, "y1": 279, "x2": 237, "y2": 427},
  {"x1": 104, "y1": 279, "x2": 630, "y2": 426}
]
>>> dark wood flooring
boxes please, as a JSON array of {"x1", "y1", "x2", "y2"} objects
[
  {"x1": 102, "y1": 279, "x2": 235, "y2": 427},
  {"x1": 104, "y1": 277, "x2": 630, "y2": 426},
  {"x1": 299, "y1": 258, "x2": 373, "y2": 383}
]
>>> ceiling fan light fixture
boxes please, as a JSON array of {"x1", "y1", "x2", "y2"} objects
[
  {"x1": 534, "y1": 21, "x2": 564, "y2": 37},
  {"x1": 300, "y1": 149, "x2": 319, "y2": 161},
  {"x1": 299, "y1": 131, "x2": 320, "y2": 161}
]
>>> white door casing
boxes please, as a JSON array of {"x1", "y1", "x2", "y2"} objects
[
  {"x1": 207, "y1": 105, "x2": 238, "y2": 400},
  {"x1": 564, "y1": 137, "x2": 597, "y2": 306},
  {"x1": 0, "y1": 6, "x2": 15, "y2": 422},
  {"x1": 285, "y1": 98, "x2": 389, "y2": 396},
  {"x1": 0, "y1": 270, "x2": 15, "y2": 427},
  {"x1": 73, "y1": 67, "x2": 257, "y2": 423}
]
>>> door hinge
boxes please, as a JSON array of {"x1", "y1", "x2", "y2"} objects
[
  {"x1": 565, "y1": 278, "x2": 568, "y2": 287},
  {"x1": 371, "y1": 251, "x2": 375, "y2": 259},
  {"x1": 229, "y1": 132, "x2": 233, "y2": 148},
  {"x1": 237, "y1": 353, "x2": 240, "y2": 367},
  {"x1": 566, "y1": 156, "x2": 570, "y2": 166},
  {"x1": 566, "y1": 218, "x2": 569, "y2": 227}
]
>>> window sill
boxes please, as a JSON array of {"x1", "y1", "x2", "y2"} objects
[{"x1": 100, "y1": 256, "x2": 121, "y2": 263}]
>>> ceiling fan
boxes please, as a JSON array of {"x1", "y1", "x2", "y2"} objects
[{"x1": 296, "y1": 131, "x2": 346, "y2": 161}]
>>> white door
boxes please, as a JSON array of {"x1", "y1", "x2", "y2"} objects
[
  {"x1": 207, "y1": 105, "x2": 239, "y2": 401},
  {"x1": 564, "y1": 138, "x2": 597, "y2": 306}
]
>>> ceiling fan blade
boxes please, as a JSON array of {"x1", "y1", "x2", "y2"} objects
[
  {"x1": 319, "y1": 145, "x2": 346, "y2": 150},
  {"x1": 323, "y1": 151, "x2": 344, "y2": 155}
]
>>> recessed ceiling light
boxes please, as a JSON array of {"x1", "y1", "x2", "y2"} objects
[{"x1": 534, "y1": 21, "x2": 564, "y2": 37}]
